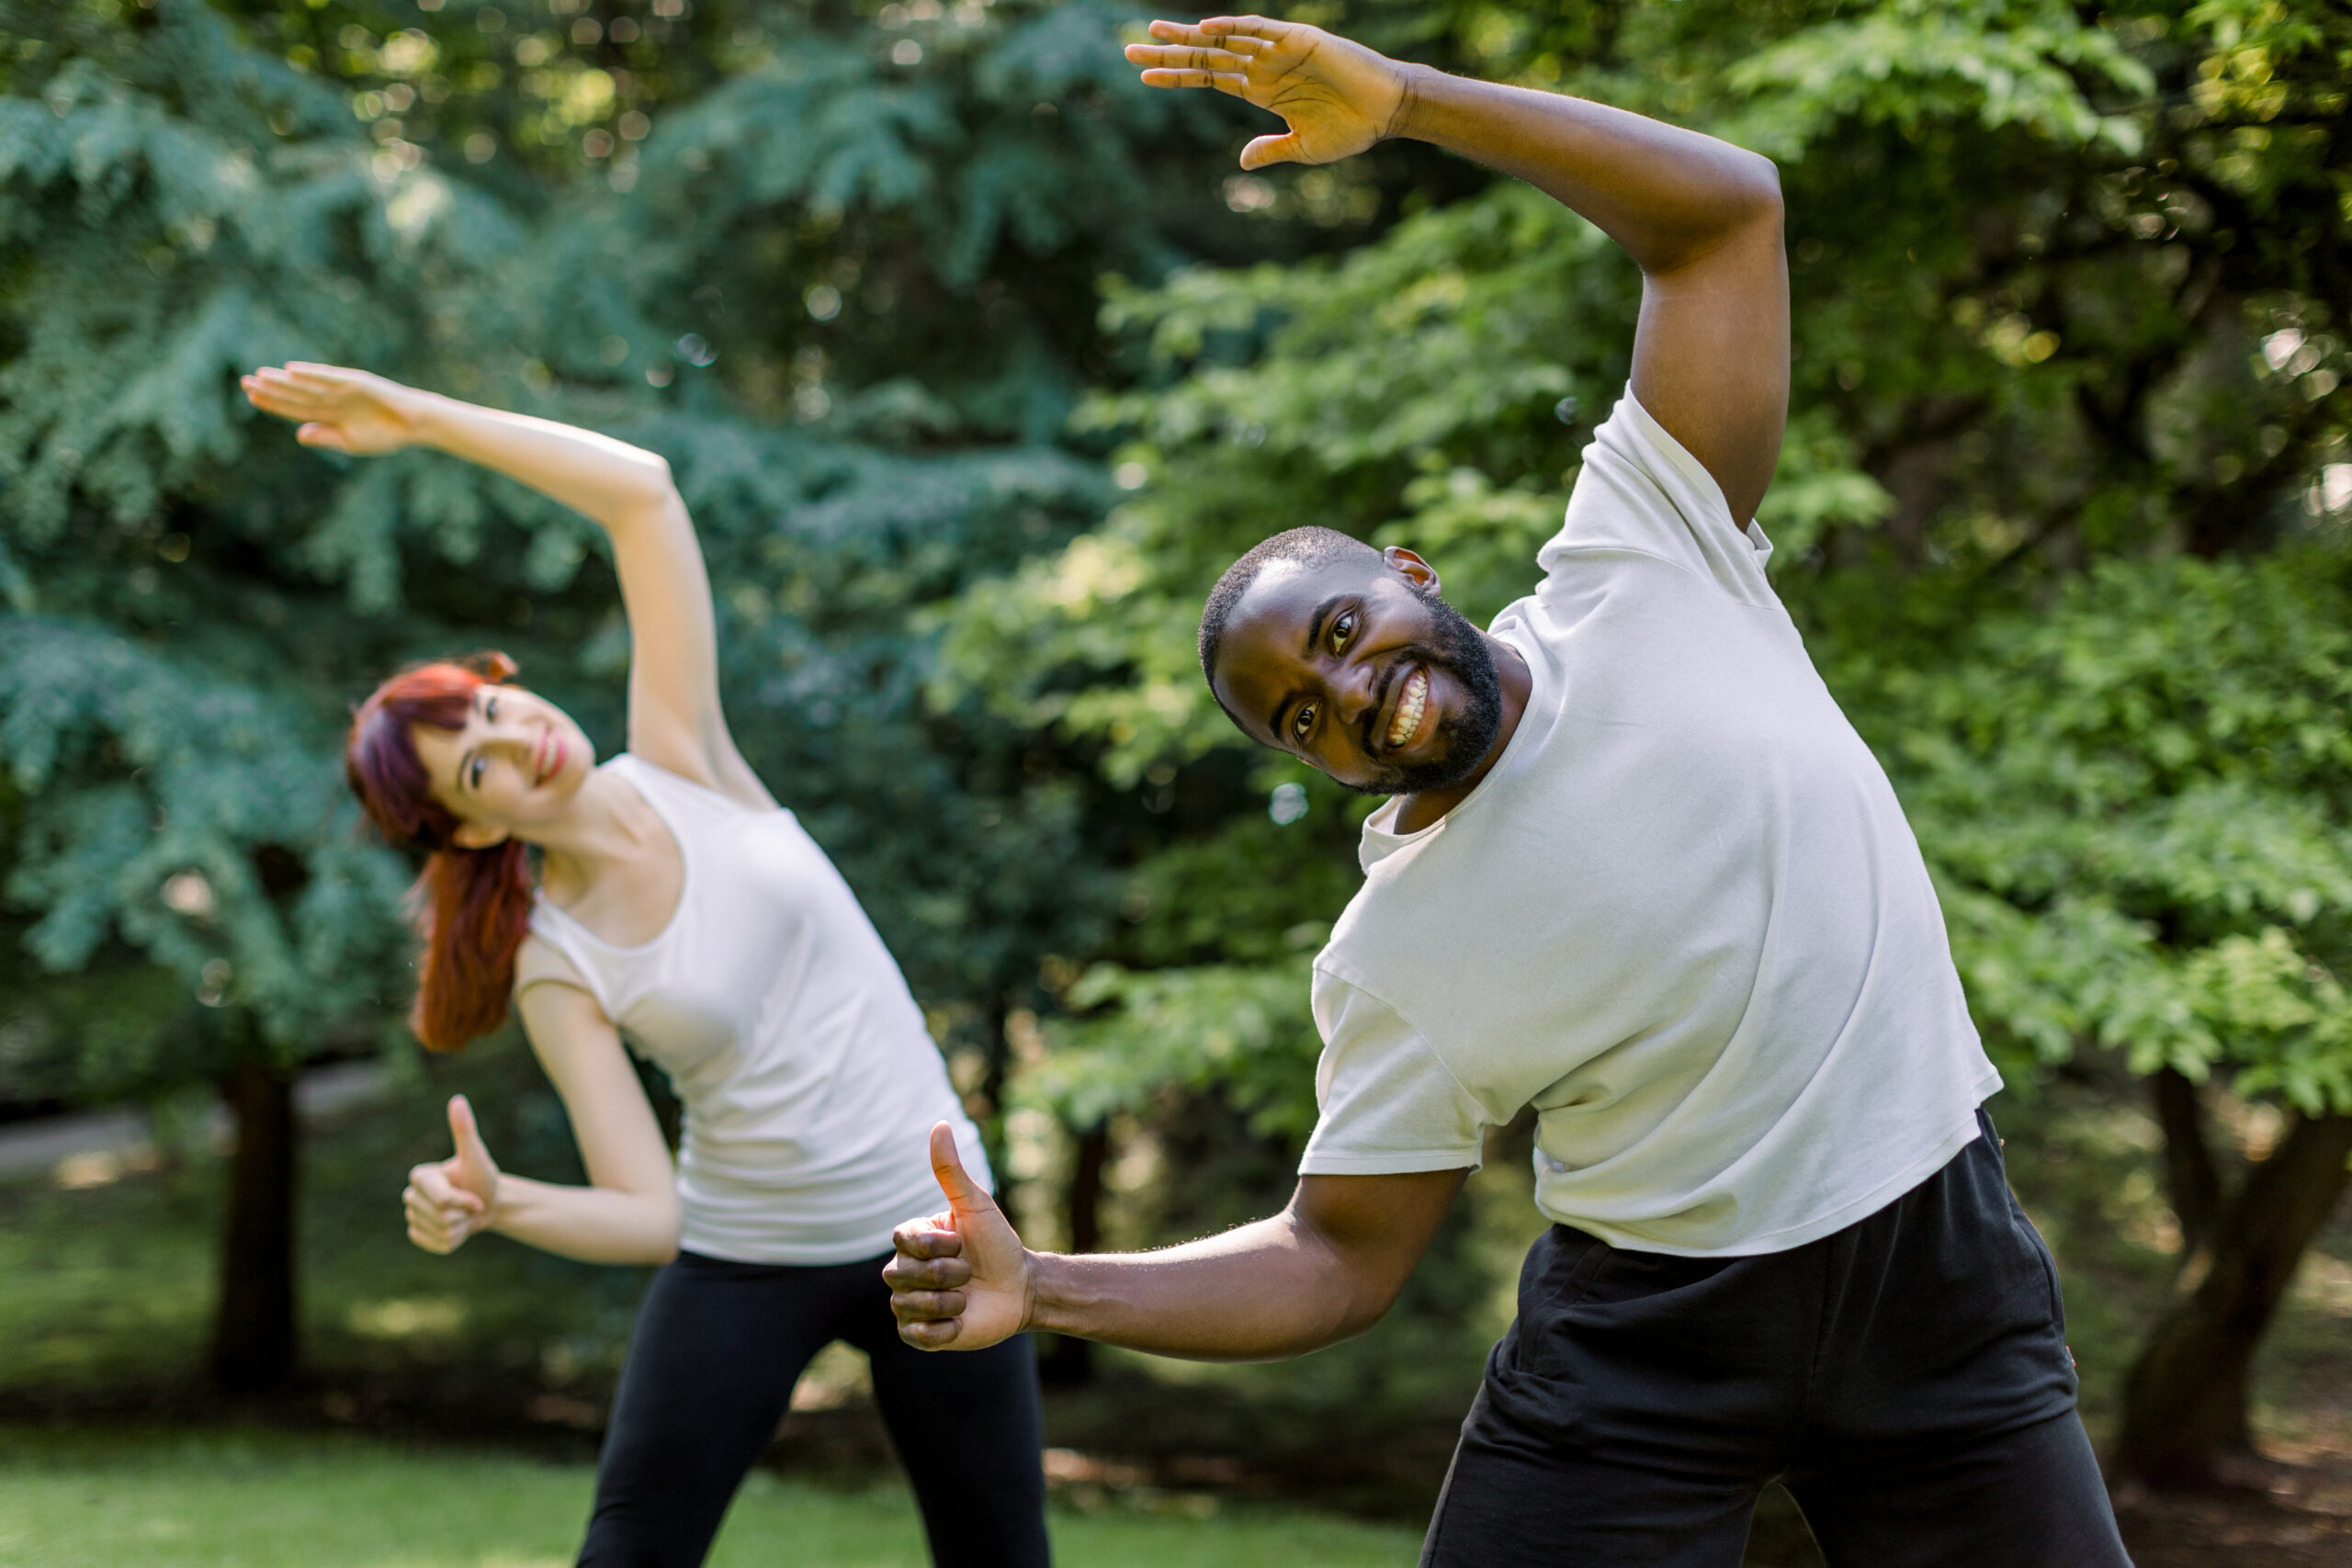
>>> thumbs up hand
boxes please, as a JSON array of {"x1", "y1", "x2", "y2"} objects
[
  {"x1": 402, "y1": 1095, "x2": 503, "y2": 1255},
  {"x1": 885, "y1": 1122, "x2": 1035, "y2": 1350}
]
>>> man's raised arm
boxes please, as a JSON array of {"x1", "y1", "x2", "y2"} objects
[
  {"x1": 885, "y1": 1123, "x2": 1464, "y2": 1359},
  {"x1": 1127, "y1": 15, "x2": 1788, "y2": 522}
]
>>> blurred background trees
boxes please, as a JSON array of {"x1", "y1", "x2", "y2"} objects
[{"x1": 2, "y1": 0, "x2": 2347, "y2": 1504}]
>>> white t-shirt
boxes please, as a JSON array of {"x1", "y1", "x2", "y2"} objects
[
  {"x1": 1297, "y1": 390, "x2": 2000, "y2": 1257},
  {"x1": 519, "y1": 753, "x2": 989, "y2": 1265}
]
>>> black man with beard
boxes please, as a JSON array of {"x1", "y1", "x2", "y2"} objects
[{"x1": 887, "y1": 16, "x2": 2133, "y2": 1566}]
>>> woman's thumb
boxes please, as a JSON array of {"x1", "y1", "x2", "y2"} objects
[{"x1": 448, "y1": 1095, "x2": 492, "y2": 1168}]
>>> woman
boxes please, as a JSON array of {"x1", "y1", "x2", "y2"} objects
[{"x1": 242, "y1": 362, "x2": 1050, "y2": 1568}]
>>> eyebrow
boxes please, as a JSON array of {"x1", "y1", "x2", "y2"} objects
[{"x1": 1264, "y1": 592, "x2": 1351, "y2": 740}]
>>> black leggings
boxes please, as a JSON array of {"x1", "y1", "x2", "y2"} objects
[{"x1": 578, "y1": 1249, "x2": 1050, "y2": 1568}]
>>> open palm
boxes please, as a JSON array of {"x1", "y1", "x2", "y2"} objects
[
  {"x1": 242, "y1": 362, "x2": 425, "y2": 456},
  {"x1": 1125, "y1": 16, "x2": 1409, "y2": 169}
]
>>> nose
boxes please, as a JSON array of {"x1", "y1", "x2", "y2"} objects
[{"x1": 1329, "y1": 657, "x2": 1381, "y2": 728}]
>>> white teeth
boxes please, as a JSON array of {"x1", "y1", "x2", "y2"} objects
[{"x1": 1387, "y1": 668, "x2": 1428, "y2": 749}]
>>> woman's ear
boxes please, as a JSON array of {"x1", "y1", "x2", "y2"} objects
[
  {"x1": 1383, "y1": 545, "x2": 1442, "y2": 596},
  {"x1": 450, "y1": 820, "x2": 512, "y2": 851}
]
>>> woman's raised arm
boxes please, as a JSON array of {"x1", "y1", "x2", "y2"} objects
[{"x1": 243, "y1": 363, "x2": 772, "y2": 807}]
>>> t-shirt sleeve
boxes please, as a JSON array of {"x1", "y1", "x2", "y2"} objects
[
  {"x1": 1298, "y1": 971, "x2": 1488, "y2": 1176},
  {"x1": 1540, "y1": 386, "x2": 1777, "y2": 606}
]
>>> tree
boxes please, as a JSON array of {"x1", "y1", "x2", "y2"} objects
[
  {"x1": 0, "y1": 0, "x2": 1336, "y2": 1391},
  {"x1": 933, "y1": 0, "x2": 2351, "y2": 1480},
  {"x1": 1854, "y1": 553, "x2": 2352, "y2": 1487}
]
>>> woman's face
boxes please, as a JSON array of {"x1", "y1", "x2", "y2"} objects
[{"x1": 410, "y1": 683, "x2": 595, "y2": 848}]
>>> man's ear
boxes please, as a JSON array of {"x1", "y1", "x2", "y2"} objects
[
  {"x1": 1383, "y1": 545, "x2": 1441, "y2": 596},
  {"x1": 450, "y1": 820, "x2": 512, "y2": 851}
]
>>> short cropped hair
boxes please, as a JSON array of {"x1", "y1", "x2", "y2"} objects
[{"x1": 1197, "y1": 526, "x2": 1381, "y2": 694}]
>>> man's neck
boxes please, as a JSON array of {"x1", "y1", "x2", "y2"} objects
[{"x1": 1393, "y1": 634, "x2": 1532, "y2": 834}]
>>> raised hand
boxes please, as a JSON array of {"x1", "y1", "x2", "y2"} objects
[
  {"x1": 884, "y1": 1122, "x2": 1035, "y2": 1350},
  {"x1": 1125, "y1": 15, "x2": 1412, "y2": 169},
  {"x1": 242, "y1": 361, "x2": 428, "y2": 456},
  {"x1": 402, "y1": 1094, "x2": 503, "y2": 1255}
]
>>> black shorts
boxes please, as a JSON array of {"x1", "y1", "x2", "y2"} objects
[{"x1": 1421, "y1": 1111, "x2": 2132, "y2": 1568}]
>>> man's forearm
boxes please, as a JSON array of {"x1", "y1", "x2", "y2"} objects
[
  {"x1": 1025, "y1": 1211, "x2": 1375, "y2": 1362},
  {"x1": 1393, "y1": 66, "x2": 1780, "y2": 276}
]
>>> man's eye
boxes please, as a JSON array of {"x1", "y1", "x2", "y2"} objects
[
  {"x1": 1331, "y1": 611, "x2": 1355, "y2": 650},
  {"x1": 1292, "y1": 704, "x2": 1317, "y2": 742},
  {"x1": 469, "y1": 758, "x2": 486, "y2": 790}
]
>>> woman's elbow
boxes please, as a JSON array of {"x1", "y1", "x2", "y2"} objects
[
  {"x1": 642, "y1": 1194, "x2": 683, "y2": 1265},
  {"x1": 610, "y1": 457, "x2": 680, "y2": 524}
]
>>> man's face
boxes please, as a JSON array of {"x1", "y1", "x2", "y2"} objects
[{"x1": 1211, "y1": 548, "x2": 1504, "y2": 795}]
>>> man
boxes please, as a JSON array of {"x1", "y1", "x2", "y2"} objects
[{"x1": 887, "y1": 16, "x2": 2134, "y2": 1566}]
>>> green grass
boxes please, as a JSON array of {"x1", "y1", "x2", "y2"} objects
[{"x1": 0, "y1": 1427, "x2": 1422, "y2": 1568}]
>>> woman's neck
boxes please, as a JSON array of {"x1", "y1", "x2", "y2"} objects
[{"x1": 529, "y1": 764, "x2": 666, "y2": 905}]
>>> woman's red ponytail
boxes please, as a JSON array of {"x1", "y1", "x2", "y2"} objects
[{"x1": 345, "y1": 652, "x2": 537, "y2": 1053}]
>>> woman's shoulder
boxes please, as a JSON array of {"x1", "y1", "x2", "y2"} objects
[
  {"x1": 514, "y1": 931, "x2": 599, "y2": 1002},
  {"x1": 614, "y1": 748, "x2": 778, "y2": 818}
]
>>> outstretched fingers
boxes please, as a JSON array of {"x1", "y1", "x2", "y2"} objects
[
  {"x1": 1128, "y1": 17, "x2": 1277, "y2": 92},
  {"x1": 242, "y1": 369, "x2": 334, "y2": 419}
]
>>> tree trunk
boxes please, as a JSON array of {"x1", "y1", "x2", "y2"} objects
[
  {"x1": 210, "y1": 1053, "x2": 299, "y2": 1394},
  {"x1": 2111, "y1": 1111, "x2": 2352, "y2": 1488},
  {"x1": 2152, "y1": 1067, "x2": 2222, "y2": 1258},
  {"x1": 1038, "y1": 1122, "x2": 1110, "y2": 1388}
]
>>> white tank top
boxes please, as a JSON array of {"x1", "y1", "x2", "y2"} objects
[{"x1": 520, "y1": 753, "x2": 989, "y2": 1265}]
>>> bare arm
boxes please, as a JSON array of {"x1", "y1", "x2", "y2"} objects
[
  {"x1": 885, "y1": 1122, "x2": 1465, "y2": 1359},
  {"x1": 1127, "y1": 17, "x2": 1789, "y2": 522},
  {"x1": 241, "y1": 364, "x2": 774, "y2": 808},
  {"x1": 401, "y1": 964, "x2": 681, "y2": 1267}
]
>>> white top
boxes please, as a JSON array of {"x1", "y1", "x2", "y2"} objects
[
  {"x1": 519, "y1": 753, "x2": 989, "y2": 1265},
  {"x1": 1298, "y1": 391, "x2": 2000, "y2": 1257}
]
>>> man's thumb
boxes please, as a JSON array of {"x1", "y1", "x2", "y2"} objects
[
  {"x1": 1238, "y1": 132, "x2": 1304, "y2": 170},
  {"x1": 929, "y1": 1122, "x2": 988, "y2": 1213}
]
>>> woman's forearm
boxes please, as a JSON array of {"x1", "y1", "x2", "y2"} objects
[
  {"x1": 409, "y1": 393, "x2": 677, "y2": 535},
  {"x1": 1393, "y1": 67, "x2": 1780, "y2": 276},
  {"x1": 486, "y1": 1173, "x2": 681, "y2": 1266}
]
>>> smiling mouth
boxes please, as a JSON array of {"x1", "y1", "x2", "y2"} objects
[
  {"x1": 1385, "y1": 667, "x2": 1430, "y2": 750},
  {"x1": 534, "y1": 729, "x2": 560, "y2": 786}
]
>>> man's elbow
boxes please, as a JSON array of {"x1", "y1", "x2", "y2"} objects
[{"x1": 1728, "y1": 150, "x2": 1782, "y2": 230}]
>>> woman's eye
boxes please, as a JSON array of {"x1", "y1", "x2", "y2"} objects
[
  {"x1": 1292, "y1": 704, "x2": 1317, "y2": 742},
  {"x1": 1331, "y1": 612, "x2": 1355, "y2": 650},
  {"x1": 484, "y1": 695, "x2": 500, "y2": 721}
]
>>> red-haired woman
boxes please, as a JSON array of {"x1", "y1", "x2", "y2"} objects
[{"x1": 242, "y1": 363, "x2": 1048, "y2": 1568}]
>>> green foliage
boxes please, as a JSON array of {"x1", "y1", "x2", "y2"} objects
[
  {"x1": 0, "y1": 0, "x2": 1313, "y2": 1099},
  {"x1": 941, "y1": 0, "x2": 2352, "y2": 1153},
  {"x1": 1857, "y1": 552, "x2": 2352, "y2": 1113},
  {"x1": 6, "y1": 0, "x2": 2351, "y2": 1437}
]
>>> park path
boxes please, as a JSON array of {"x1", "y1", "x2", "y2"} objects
[{"x1": 0, "y1": 1061, "x2": 390, "y2": 1180}]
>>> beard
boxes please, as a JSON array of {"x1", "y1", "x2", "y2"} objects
[{"x1": 1350, "y1": 592, "x2": 1506, "y2": 798}]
